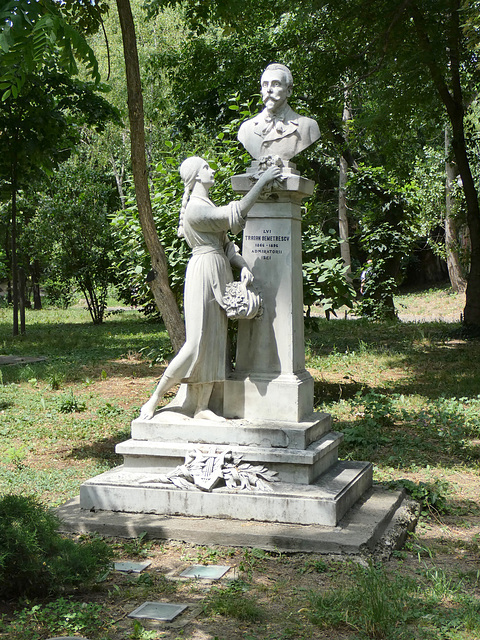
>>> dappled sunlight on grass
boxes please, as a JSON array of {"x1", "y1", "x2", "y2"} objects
[{"x1": 0, "y1": 308, "x2": 171, "y2": 384}]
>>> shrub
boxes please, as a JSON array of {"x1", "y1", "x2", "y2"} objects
[
  {"x1": 387, "y1": 478, "x2": 450, "y2": 515},
  {"x1": 0, "y1": 494, "x2": 113, "y2": 599}
]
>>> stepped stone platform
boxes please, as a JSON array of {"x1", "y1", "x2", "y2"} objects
[{"x1": 80, "y1": 411, "x2": 373, "y2": 529}]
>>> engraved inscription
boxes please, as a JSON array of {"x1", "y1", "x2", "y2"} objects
[{"x1": 244, "y1": 229, "x2": 290, "y2": 260}]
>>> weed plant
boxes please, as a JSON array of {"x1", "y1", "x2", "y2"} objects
[{"x1": 203, "y1": 580, "x2": 263, "y2": 622}]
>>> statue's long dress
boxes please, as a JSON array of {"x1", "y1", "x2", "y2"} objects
[{"x1": 164, "y1": 196, "x2": 244, "y2": 385}]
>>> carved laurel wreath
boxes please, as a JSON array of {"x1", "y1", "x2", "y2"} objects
[{"x1": 141, "y1": 448, "x2": 278, "y2": 493}]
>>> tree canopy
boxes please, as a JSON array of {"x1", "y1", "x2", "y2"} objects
[{"x1": 2, "y1": 0, "x2": 480, "y2": 332}]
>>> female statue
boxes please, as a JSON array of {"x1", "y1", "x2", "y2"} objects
[{"x1": 140, "y1": 156, "x2": 281, "y2": 421}]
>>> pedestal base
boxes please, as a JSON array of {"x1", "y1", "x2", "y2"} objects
[
  {"x1": 80, "y1": 411, "x2": 372, "y2": 527},
  {"x1": 59, "y1": 488, "x2": 417, "y2": 555},
  {"x1": 80, "y1": 461, "x2": 372, "y2": 527},
  {"x1": 224, "y1": 371, "x2": 314, "y2": 422}
]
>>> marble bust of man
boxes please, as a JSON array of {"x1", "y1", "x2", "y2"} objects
[{"x1": 237, "y1": 63, "x2": 320, "y2": 161}]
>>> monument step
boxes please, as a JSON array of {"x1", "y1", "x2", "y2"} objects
[
  {"x1": 131, "y1": 411, "x2": 331, "y2": 449},
  {"x1": 116, "y1": 431, "x2": 343, "y2": 484},
  {"x1": 79, "y1": 460, "x2": 373, "y2": 527}
]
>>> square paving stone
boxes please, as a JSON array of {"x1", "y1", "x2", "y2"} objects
[
  {"x1": 180, "y1": 564, "x2": 231, "y2": 579},
  {"x1": 127, "y1": 602, "x2": 188, "y2": 622},
  {"x1": 114, "y1": 561, "x2": 152, "y2": 573}
]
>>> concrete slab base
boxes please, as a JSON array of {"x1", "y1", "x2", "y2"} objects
[
  {"x1": 56, "y1": 487, "x2": 417, "y2": 555},
  {"x1": 79, "y1": 460, "x2": 372, "y2": 527}
]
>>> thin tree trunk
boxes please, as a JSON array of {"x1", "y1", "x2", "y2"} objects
[
  {"x1": 445, "y1": 126, "x2": 466, "y2": 292},
  {"x1": 111, "y1": 153, "x2": 126, "y2": 209},
  {"x1": 32, "y1": 259, "x2": 42, "y2": 310},
  {"x1": 19, "y1": 266, "x2": 26, "y2": 335},
  {"x1": 339, "y1": 88, "x2": 352, "y2": 277},
  {"x1": 11, "y1": 153, "x2": 18, "y2": 337},
  {"x1": 115, "y1": 0, "x2": 185, "y2": 352}
]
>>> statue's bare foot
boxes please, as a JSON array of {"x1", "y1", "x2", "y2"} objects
[
  {"x1": 194, "y1": 409, "x2": 226, "y2": 422},
  {"x1": 139, "y1": 400, "x2": 157, "y2": 420}
]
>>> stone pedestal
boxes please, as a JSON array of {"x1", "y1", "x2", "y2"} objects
[
  {"x1": 80, "y1": 410, "x2": 372, "y2": 527},
  {"x1": 224, "y1": 163, "x2": 315, "y2": 422},
  {"x1": 79, "y1": 162, "x2": 376, "y2": 531}
]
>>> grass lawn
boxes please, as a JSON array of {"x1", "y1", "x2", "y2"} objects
[{"x1": 0, "y1": 286, "x2": 479, "y2": 640}]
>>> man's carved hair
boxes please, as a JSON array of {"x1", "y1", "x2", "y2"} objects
[{"x1": 263, "y1": 63, "x2": 293, "y2": 89}]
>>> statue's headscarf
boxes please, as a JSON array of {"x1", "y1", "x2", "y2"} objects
[{"x1": 177, "y1": 156, "x2": 206, "y2": 238}]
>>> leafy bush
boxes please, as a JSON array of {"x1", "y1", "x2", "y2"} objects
[
  {"x1": 302, "y1": 226, "x2": 356, "y2": 319},
  {"x1": 388, "y1": 478, "x2": 450, "y2": 515},
  {"x1": 43, "y1": 276, "x2": 76, "y2": 309},
  {"x1": 0, "y1": 494, "x2": 113, "y2": 599}
]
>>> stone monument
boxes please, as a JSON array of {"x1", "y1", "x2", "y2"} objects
[{"x1": 79, "y1": 64, "x2": 374, "y2": 532}]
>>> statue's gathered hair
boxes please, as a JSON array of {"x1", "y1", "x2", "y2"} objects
[
  {"x1": 263, "y1": 62, "x2": 293, "y2": 88},
  {"x1": 177, "y1": 156, "x2": 205, "y2": 238}
]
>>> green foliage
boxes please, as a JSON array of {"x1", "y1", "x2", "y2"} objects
[
  {"x1": 27, "y1": 153, "x2": 119, "y2": 324},
  {"x1": 349, "y1": 165, "x2": 421, "y2": 319},
  {"x1": 0, "y1": 494, "x2": 113, "y2": 599},
  {"x1": 0, "y1": 0, "x2": 104, "y2": 100},
  {"x1": 42, "y1": 276, "x2": 76, "y2": 309},
  {"x1": 203, "y1": 580, "x2": 263, "y2": 622},
  {"x1": 302, "y1": 225, "x2": 355, "y2": 318},
  {"x1": 388, "y1": 478, "x2": 450, "y2": 516},
  {"x1": 57, "y1": 390, "x2": 87, "y2": 414},
  {"x1": 304, "y1": 255, "x2": 355, "y2": 320},
  {"x1": 343, "y1": 391, "x2": 394, "y2": 452},
  {"x1": 0, "y1": 597, "x2": 109, "y2": 640}
]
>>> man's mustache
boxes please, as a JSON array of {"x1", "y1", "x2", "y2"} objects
[{"x1": 263, "y1": 94, "x2": 280, "y2": 103}]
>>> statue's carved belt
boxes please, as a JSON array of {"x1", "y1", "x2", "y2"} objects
[{"x1": 192, "y1": 245, "x2": 224, "y2": 256}]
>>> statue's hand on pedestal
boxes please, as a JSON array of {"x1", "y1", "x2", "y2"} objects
[
  {"x1": 139, "y1": 400, "x2": 156, "y2": 420},
  {"x1": 258, "y1": 163, "x2": 282, "y2": 187},
  {"x1": 241, "y1": 266, "x2": 254, "y2": 285}
]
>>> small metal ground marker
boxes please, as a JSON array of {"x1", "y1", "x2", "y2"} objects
[
  {"x1": 114, "y1": 560, "x2": 152, "y2": 573},
  {"x1": 128, "y1": 602, "x2": 188, "y2": 622},
  {"x1": 180, "y1": 564, "x2": 231, "y2": 580},
  {"x1": 47, "y1": 637, "x2": 90, "y2": 640}
]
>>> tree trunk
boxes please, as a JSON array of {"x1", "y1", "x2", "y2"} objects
[
  {"x1": 338, "y1": 89, "x2": 352, "y2": 277},
  {"x1": 11, "y1": 152, "x2": 19, "y2": 337},
  {"x1": 411, "y1": 1, "x2": 480, "y2": 327},
  {"x1": 19, "y1": 266, "x2": 26, "y2": 335},
  {"x1": 32, "y1": 259, "x2": 42, "y2": 310},
  {"x1": 444, "y1": 126, "x2": 466, "y2": 292},
  {"x1": 449, "y1": 111, "x2": 480, "y2": 326},
  {"x1": 115, "y1": 0, "x2": 185, "y2": 352}
]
